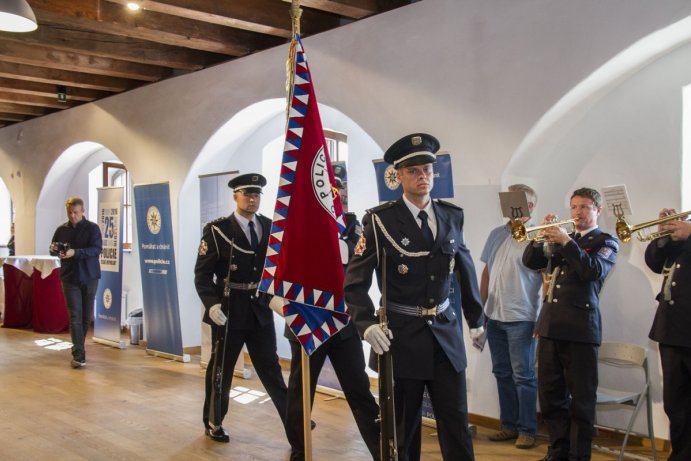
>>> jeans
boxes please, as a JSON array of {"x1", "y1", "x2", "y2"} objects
[
  {"x1": 61, "y1": 279, "x2": 99, "y2": 362},
  {"x1": 487, "y1": 319, "x2": 537, "y2": 436}
]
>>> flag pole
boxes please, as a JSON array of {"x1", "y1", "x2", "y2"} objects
[{"x1": 287, "y1": 2, "x2": 313, "y2": 460}]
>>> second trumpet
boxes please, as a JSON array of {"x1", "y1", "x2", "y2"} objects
[{"x1": 511, "y1": 218, "x2": 578, "y2": 243}]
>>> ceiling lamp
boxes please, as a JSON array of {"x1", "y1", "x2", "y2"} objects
[{"x1": 0, "y1": 0, "x2": 38, "y2": 32}]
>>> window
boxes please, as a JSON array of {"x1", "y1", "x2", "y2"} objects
[
  {"x1": 324, "y1": 129, "x2": 348, "y2": 162},
  {"x1": 103, "y1": 162, "x2": 132, "y2": 250}
]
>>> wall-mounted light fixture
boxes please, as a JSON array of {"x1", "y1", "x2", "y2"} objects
[
  {"x1": 126, "y1": 2, "x2": 141, "y2": 12},
  {"x1": 0, "y1": 0, "x2": 38, "y2": 32},
  {"x1": 57, "y1": 85, "x2": 67, "y2": 103}
]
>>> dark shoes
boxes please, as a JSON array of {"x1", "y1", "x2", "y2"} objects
[
  {"x1": 70, "y1": 359, "x2": 86, "y2": 368},
  {"x1": 205, "y1": 425, "x2": 230, "y2": 443},
  {"x1": 539, "y1": 455, "x2": 567, "y2": 461}
]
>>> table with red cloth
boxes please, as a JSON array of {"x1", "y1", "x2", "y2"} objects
[{"x1": 1, "y1": 255, "x2": 68, "y2": 333}]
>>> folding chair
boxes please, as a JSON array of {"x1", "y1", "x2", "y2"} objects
[{"x1": 596, "y1": 342, "x2": 658, "y2": 461}]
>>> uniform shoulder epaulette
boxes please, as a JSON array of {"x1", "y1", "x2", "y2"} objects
[
  {"x1": 435, "y1": 199, "x2": 463, "y2": 211},
  {"x1": 366, "y1": 201, "x2": 396, "y2": 214},
  {"x1": 203, "y1": 215, "x2": 229, "y2": 232}
]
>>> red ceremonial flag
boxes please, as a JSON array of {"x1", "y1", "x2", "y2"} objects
[{"x1": 259, "y1": 34, "x2": 348, "y2": 354}]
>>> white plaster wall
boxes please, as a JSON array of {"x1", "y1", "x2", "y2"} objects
[{"x1": 0, "y1": 0, "x2": 690, "y2": 438}]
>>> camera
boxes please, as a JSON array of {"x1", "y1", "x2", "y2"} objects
[{"x1": 53, "y1": 242, "x2": 71, "y2": 253}]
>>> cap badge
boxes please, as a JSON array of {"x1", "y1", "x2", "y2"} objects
[
  {"x1": 252, "y1": 175, "x2": 258, "y2": 181},
  {"x1": 411, "y1": 136, "x2": 422, "y2": 146}
]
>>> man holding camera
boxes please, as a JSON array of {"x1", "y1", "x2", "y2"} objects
[{"x1": 50, "y1": 197, "x2": 102, "y2": 369}]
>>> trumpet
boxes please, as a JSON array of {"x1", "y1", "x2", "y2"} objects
[
  {"x1": 511, "y1": 218, "x2": 578, "y2": 243},
  {"x1": 616, "y1": 210, "x2": 691, "y2": 243}
]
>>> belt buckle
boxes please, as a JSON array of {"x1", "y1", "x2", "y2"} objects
[{"x1": 420, "y1": 306, "x2": 437, "y2": 317}]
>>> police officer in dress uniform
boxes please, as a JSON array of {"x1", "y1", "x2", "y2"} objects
[
  {"x1": 344, "y1": 133, "x2": 485, "y2": 461},
  {"x1": 194, "y1": 173, "x2": 287, "y2": 443},
  {"x1": 285, "y1": 175, "x2": 380, "y2": 461},
  {"x1": 522, "y1": 187, "x2": 618, "y2": 461},
  {"x1": 645, "y1": 210, "x2": 691, "y2": 461}
]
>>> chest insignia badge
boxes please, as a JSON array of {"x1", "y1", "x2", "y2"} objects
[
  {"x1": 401, "y1": 237, "x2": 410, "y2": 247},
  {"x1": 398, "y1": 264, "x2": 409, "y2": 275},
  {"x1": 230, "y1": 264, "x2": 238, "y2": 271}
]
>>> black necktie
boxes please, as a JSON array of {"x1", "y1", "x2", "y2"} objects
[
  {"x1": 573, "y1": 232, "x2": 582, "y2": 243},
  {"x1": 418, "y1": 210, "x2": 434, "y2": 248},
  {"x1": 248, "y1": 221, "x2": 258, "y2": 250}
]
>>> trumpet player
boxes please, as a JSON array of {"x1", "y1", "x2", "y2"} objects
[
  {"x1": 523, "y1": 187, "x2": 618, "y2": 461},
  {"x1": 645, "y1": 208, "x2": 691, "y2": 461}
]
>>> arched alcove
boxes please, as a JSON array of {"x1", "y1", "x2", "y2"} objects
[
  {"x1": 500, "y1": 15, "x2": 691, "y2": 440},
  {"x1": 177, "y1": 98, "x2": 382, "y2": 350},
  {"x1": 0, "y1": 177, "x2": 12, "y2": 256},
  {"x1": 35, "y1": 141, "x2": 141, "y2": 323}
]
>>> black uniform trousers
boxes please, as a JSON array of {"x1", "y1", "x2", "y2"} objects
[
  {"x1": 659, "y1": 344, "x2": 691, "y2": 461},
  {"x1": 286, "y1": 333, "x2": 380, "y2": 461},
  {"x1": 203, "y1": 321, "x2": 288, "y2": 428},
  {"x1": 538, "y1": 337, "x2": 598, "y2": 461},
  {"x1": 395, "y1": 337, "x2": 473, "y2": 461}
]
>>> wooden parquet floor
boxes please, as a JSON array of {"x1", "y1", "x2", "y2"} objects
[{"x1": 0, "y1": 327, "x2": 666, "y2": 460}]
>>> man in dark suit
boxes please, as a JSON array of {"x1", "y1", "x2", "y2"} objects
[
  {"x1": 285, "y1": 179, "x2": 380, "y2": 461},
  {"x1": 345, "y1": 133, "x2": 485, "y2": 461},
  {"x1": 645, "y1": 209, "x2": 691, "y2": 461},
  {"x1": 194, "y1": 173, "x2": 287, "y2": 443},
  {"x1": 523, "y1": 187, "x2": 618, "y2": 461}
]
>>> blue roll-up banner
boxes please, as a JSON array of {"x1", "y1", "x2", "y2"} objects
[
  {"x1": 133, "y1": 182, "x2": 188, "y2": 362},
  {"x1": 372, "y1": 152, "x2": 454, "y2": 201},
  {"x1": 372, "y1": 152, "x2": 460, "y2": 424},
  {"x1": 94, "y1": 187, "x2": 126, "y2": 349}
]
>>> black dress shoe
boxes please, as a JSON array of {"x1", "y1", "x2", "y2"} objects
[
  {"x1": 539, "y1": 455, "x2": 568, "y2": 461},
  {"x1": 205, "y1": 425, "x2": 230, "y2": 443}
]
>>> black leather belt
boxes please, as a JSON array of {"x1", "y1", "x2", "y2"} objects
[
  {"x1": 386, "y1": 298, "x2": 450, "y2": 317},
  {"x1": 227, "y1": 281, "x2": 258, "y2": 291}
]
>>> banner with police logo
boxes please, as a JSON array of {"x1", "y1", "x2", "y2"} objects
[
  {"x1": 94, "y1": 187, "x2": 125, "y2": 348},
  {"x1": 133, "y1": 182, "x2": 187, "y2": 362},
  {"x1": 372, "y1": 152, "x2": 454, "y2": 201}
]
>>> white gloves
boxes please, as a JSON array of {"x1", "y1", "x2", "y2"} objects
[
  {"x1": 209, "y1": 304, "x2": 227, "y2": 326},
  {"x1": 470, "y1": 326, "x2": 487, "y2": 352},
  {"x1": 269, "y1": 296, "x2": 288, "y2": 316},
  {"x1": 364, "y1": 324, "x2": 393, "y2": 355}
]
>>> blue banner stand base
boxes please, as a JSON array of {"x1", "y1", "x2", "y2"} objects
[
  {"x1": 146, "y1": 348, "x2": 191, "y2": 363},
  {"x1": 93, "y1": 337, "x2": 127, "y2": 349}
]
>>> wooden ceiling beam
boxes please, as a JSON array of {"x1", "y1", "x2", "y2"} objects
[
  {"x1": 282, "y1": 0, "x2": 378, "y2": 19},
  {"x1": 0, "y1": 91, "x2": 78, "y2": 109},
  {"x1": 0, "y1": 39, "x2": 168, "y2": 82},
  {"x1": 29, "y1": 0, "x2": 276, "y2": 56},
  {"x1": 0, "y1": 26, "x2": 211, "y2": 71},
  {"x1": 0, "y1": 78, "x2": 106, "y2": 102},
  {"x1": 0, "y1": 103, "x2": 50, "y2": 116},
  {"x1": 0, "y1": 62, "x2": 133, "y2": 92},
  {"x1": 0, "y1": 112, "x2": 30, "y2": 123},
  {"x1": 106, "y1": 0, "x2": 294, "y2": 38}
]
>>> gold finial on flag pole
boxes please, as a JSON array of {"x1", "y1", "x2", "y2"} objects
[{"x1": 285, "y1": 0, "x2": 302, "y2": 129}]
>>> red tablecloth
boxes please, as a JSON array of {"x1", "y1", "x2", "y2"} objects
[
  {"x1": 31, "y1": 269, "x2": 69, "y2": 333},
  {"x1": 2, "y1": 257, "x2": 69, "y2": 333},
  {"x1": 2, "y1": 264, "x2": 33, "y2": 328}
]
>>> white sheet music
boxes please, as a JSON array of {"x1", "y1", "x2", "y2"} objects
[{"x1": 602, "y1": 184, "x2": 633, "y2": 217}]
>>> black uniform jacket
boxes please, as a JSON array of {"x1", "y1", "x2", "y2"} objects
[
  {"x1": 646, "y1": 234, "x2": 691, "y2": 347},
  {"x1": 523, "y1": 228, "x2": 618, "y2": 345},
  {"x1": 344, "y1": 198, "x2": 484, "y2": 380},
  {"x1": 194, "y1": 214, "x2": 273, "y2": 330}
]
